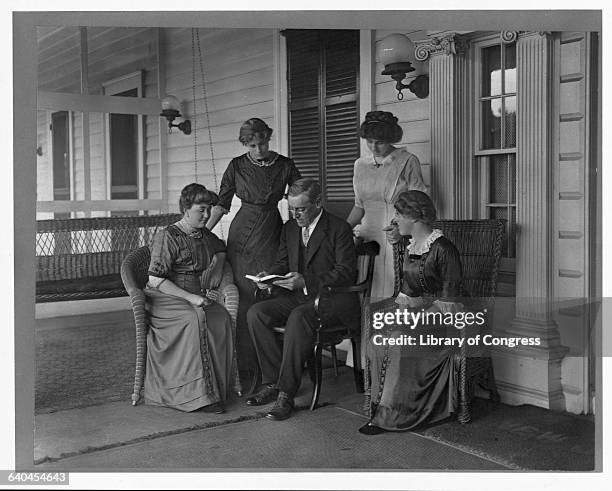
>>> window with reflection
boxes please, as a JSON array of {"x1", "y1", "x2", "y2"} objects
[{"x1": 476, "y1": 36, "x2": 517, "y2": 260}]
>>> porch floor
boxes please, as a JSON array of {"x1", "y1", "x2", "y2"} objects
[{"x1": 33, "y1": 310, "x2": 596, "y2": 471}]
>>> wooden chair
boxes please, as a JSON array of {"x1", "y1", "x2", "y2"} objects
[
  {"x1": 253, "y1": 240, "x2": 380, "y2": 411},
  {"x1": 364, "y1": 219, "x2": 504, "y2": 424},
  {"x1": 120, "y1": 246, "x2": 242, "y2": 405}
]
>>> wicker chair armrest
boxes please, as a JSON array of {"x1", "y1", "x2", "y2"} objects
[
  {"x1": 120, "y1": 246, "x2": 151, "y2": 295},
  {"x1": 217, "y1": 261, "x2": 235, "y2": 291},
  {"x1": 218, "y1": 266, "x2": 239, "y2": 321},
  {"x1": 128, "y1": 288, "x2": 148, "y2": 405}
]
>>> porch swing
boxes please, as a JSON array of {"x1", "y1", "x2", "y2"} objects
[{"x1": 35, "y1": 28, "x2": 224, "y2": 304}]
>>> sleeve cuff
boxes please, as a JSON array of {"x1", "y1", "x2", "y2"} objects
[
  {"x1": 148, "y1": 272, "x2": 168, "y2": 279},
  {"x1": 147, "y1": 276, "x2": 167, "y2": 289}
]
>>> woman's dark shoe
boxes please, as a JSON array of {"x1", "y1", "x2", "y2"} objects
[
  {"x1": 358, "y1": 422, "x2": 386, "y2": 435},
  {"x1": 265, "y1": 392, "x2": 294, "y2": 421},
  {"x1": 246, "y1": 384, "x2": 278, "y2": 406},
  {"x1": 201, "y1": 402, "x2": 225, "y2": 414}
]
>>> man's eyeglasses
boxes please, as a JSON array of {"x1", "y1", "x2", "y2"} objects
[{"x1": 289, "y1": 204, "x2": 314, "y2": 215}]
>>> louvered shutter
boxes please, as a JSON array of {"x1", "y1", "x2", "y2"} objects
[
  {"x1": 286, "y1": 30, "x2": 359, "y2": 216},
  {"x1": 325, "y1": 101, "x2": 358, "y2": 202},
  {"x1": 287, "y1": 30, "x2": 322, "y2": 182},
  {"x1": 323, "y1": 32, "x2": 359, "y2": 206},
  {"x1": 289, "y1": 106, "x2": 320, "y2": 180}
]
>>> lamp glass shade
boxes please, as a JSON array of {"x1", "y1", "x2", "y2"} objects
[
  {"x1": 378, "y1": 34, "x2": 415, "y2": 66},
  {"x1": 161, "y1": 95, "x2": 181, "y2": 112}
]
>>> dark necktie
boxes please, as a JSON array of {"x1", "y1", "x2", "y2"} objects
[{"x1": 302, "y1": 226, "x2": 310, "y2": 247}]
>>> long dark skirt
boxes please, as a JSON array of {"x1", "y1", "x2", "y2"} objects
[
  {"x1": 144, "y1": 290, "x2": 234, "y2": 412},
  {"x1": 226, "y1": 203, "x2": 283, "y2": 376},
  {"x1": 367, "y1": 300, "x2": 458, "y2": 431}
]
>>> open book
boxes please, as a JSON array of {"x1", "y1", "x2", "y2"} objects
[{"x1": 244, "y1": 274, "x2": 288, "y2": 285}]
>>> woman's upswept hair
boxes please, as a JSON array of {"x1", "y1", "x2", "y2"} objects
[
  {"x1": 358, "y1": 110, "x2": 403, "y2": 144},
  {"x1": 238, "y1": 118, "x2": 273, "y2": 145},
  {"x1": 179, "y1": 183, "x2": 218, "y2": 213},
  {"x1": 394, "y1": 190, "x2": 436, "y2": 226}
]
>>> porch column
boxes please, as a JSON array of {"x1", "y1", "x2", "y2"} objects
[
  {"x1": 494, "y1": 31, "x2": 568, "y2": 410},
  {"x1": 415, "y1": 33, "x2": 471, "y2": 219}
]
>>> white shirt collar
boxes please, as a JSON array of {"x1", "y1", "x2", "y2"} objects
[{"x1": 304, "y1": 209, "x2": 323, "y2": 235}]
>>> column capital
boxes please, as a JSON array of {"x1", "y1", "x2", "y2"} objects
[
  {"x1": 414, "y1": 33, "x2": 469, "y2": 61},
  {"x1": 501, "y1": 31, "x2": 519, "y2": 43},
  {"x1": 517, "y1": 31, "x2": 553, "y2": 40}
]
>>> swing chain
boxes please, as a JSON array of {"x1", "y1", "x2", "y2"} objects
[
  {"x1": 191, "y1": 28, "x2": 199, "y2": 182},
  {"x1": 193, "y1": 28, "x2": 224, "y2": 239}
]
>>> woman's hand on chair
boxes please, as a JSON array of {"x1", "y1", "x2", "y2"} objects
[
  {"x1": 383, "y1": 221, "x2": 401, "y2": 245},
  {"x1": 204, "y1": 289, "x2": 221, "y2": 303}
]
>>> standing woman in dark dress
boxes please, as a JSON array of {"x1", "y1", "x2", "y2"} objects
[{"x1": 206, "y1": 118, "x2": 301, "y2": 381}]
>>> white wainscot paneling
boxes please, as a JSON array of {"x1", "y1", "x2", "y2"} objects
[
  {"x1": 559, "y1": 161, "x2": 584, "y2": 192},
  {"x1": 556, "y1": 277, "x2": 587, "y2": 299},
  {"x1": 557, "y1": 240, "x2": 585, "y2": 272},
  {"x1": 560, "y1": 40, "x2": 583, "y2": 75},
  {"x1": 559, "y1": 121, "x2": 584, "y2": 155},
  {"x1": 559, "y1": 81, "x2": 583, "y2": 115},
  {"x1": 558, "y1": 200, "x2": 585, "y2": 232}
]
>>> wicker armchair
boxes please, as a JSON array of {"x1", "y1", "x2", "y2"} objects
[
  {"x1": 364, "y1": 219, "x2": 505, "y2": 424},
  {"x1": 120, "y1": 246, "x2": 242, "y2": 405}
]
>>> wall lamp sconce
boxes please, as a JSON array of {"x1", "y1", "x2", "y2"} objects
[
  {"x1": 160, "y1": 95, "x2": 191, "y2": 135},
  {"x1": 379, "y1": 34, "x2": 429, "y2": 100}
]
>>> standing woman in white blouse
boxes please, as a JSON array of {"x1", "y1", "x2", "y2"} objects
[{"x1": 346, "y1": 110, "x2": 428, "y2": 299}]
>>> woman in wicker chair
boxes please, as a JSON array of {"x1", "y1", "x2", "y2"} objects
[
  {"x1": 146, "y1": 183, "x2": 234, "y2": 413},
  {"x1": 360, "y1": 190, "x2": 464, "y2": 435}
]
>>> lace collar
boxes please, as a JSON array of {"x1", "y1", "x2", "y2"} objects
[
  {"x1": 407, "y1": 229, "x2": 443, "y2": 256},
  {"x1": 246, "y1": 151, "x2": 279, "y2": 167}
]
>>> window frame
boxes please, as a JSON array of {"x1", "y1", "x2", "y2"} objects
[
  {"x1": 102, "y1": 70, "x2": 145, "y2": 205},
  {"x1": 472, "y1": 33, "x2": 518, "y2": 285}
]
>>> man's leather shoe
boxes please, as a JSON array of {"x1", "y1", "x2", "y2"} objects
[
  {"x1": 265, "y1": 392, "x2": 294, "y2": 421},
  {"x1": 246, "y1": 384, "x2": 278, "y2": 406}
]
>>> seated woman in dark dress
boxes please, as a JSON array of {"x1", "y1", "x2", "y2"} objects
[
  {"x1": 146, "y1": 183, "x2": 235, "y2": 413},
  {"x1": 361, "y1": 190, "x2": 464, "y2": 435}
]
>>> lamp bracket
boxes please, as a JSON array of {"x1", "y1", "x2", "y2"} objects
[
  {"x1": 160, "y1": 109, "x2": 192, "y2": 135},
  {"x1": 394, "y1": 75, "x2": 429, "y2": 100},
  {"x1": 382, "y1": 62, "x2": 429, "y2": 100}
]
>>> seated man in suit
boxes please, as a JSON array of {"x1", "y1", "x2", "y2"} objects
[{"x1": 246, "y1": 178, "x2": 359, "y2": 421}]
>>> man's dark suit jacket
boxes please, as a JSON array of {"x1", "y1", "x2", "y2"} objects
[{"x1": 267, "y1": 209, "x2": 360, "y2": 327}]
